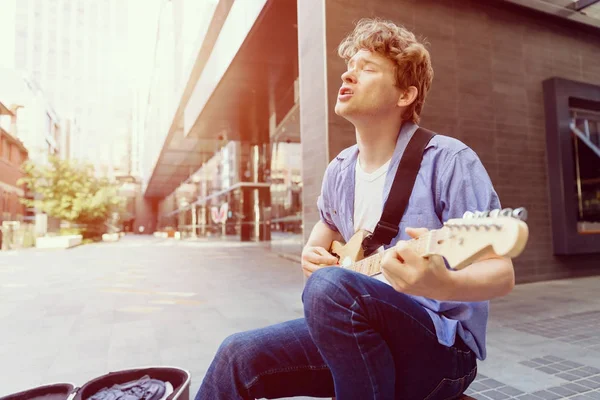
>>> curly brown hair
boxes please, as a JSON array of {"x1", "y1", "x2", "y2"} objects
[{"x1": 337, "y1": 18, "x2": 434, "y2": 124}]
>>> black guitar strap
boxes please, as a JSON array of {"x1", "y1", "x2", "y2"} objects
[{"x1": 361, "y1": 127, "x2": 436, "y2": 257}]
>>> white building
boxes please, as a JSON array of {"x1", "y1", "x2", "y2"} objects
[
  {"x1": 2, "y1": 0, "x2": 141, "y2": 175},
  {"x1": 0, "y1": 68, "x2": 61, "y2": 165}
]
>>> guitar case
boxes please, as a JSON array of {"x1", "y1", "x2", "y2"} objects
[{"x1": 0, "y1": 367, "x2": 191, "y2": 400}]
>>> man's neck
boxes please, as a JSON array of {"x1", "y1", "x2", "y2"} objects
[{"x1": 354, "y1": 117, "x2": 404, "y2": 173}]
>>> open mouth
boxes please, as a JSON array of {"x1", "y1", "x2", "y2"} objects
[{"x1": 339, "y1": 87, "x2": 354, "y2": 95}]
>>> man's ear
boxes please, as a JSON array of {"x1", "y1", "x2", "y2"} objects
[{"x1": 397, "y1": 86, "x2": 418, "y2": 108}]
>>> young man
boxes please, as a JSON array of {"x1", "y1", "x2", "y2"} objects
[{"x1": 195, "y1": 18, "x2": 515, "y2": 400}]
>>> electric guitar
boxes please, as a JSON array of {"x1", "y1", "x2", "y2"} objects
[{"x1": 329, "y1": 208, "x2": 529, "y2": 275}]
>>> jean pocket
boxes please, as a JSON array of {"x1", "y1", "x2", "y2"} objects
[{"x1": 424, "y1": 366, "x2": 477, "y2": 400}]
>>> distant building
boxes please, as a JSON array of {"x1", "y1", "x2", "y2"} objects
[
  {"x1": 0, "y1": 101, "x2": 28, "y2": 224},
  {"x1": 4, "y1": 0, "x2": 136, "y2": 173},
  {"x1": 0, "y1": 69, "x2": 62, "y2": 166}
]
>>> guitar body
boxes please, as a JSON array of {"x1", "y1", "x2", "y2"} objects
[{"x1": 330, "y1": 230, "x2": 369, "y2": 267}]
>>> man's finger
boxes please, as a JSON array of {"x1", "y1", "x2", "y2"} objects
[
  {"x1": 395, "y1": 241, "x2": 422, "y2": 266},
  {"x1": 405, "y1": 227, "x2": 428, "y2": 239},
  {"x1": 302, "y1": 262, "x2": 326, "y2": 278},
  {"x1": 314, "y1": 247, "x2": 339, "y2": 262},
  {"x1": 306, "y1": 251, "x2": 338, "y2": 265}
]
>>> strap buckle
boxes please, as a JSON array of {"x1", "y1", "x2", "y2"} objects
[
  {"x1": 372, "y1": 220, "x2": 399, "y2": 242},
  {"x1": 361, "y1": 221, "x2": 399, "y2": 256}
]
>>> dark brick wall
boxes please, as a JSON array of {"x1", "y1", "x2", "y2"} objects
[{"x1": 298, "y1": 0, "x2": 600, "y2": 282}]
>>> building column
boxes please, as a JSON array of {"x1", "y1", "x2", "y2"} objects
[
  {"x1": 239, "y1": 142, "x2": 271, "y2": 242},
  {"x1": 134, "y1": 196, "x2": 158, "y2": 234}
]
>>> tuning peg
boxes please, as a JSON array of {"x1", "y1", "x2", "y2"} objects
[
  {"x1": 489, "y1": 209, "x2": 500, "y2": 218},
  {"x1": 476, "y1": 211, "x2": 490, "y2": 218},
  {"x1": 512, "y1": 207, "x2": 528, "y2": 221},
  {"x1": 499, "y1": 208, "x2": 513, "y2": 217}
]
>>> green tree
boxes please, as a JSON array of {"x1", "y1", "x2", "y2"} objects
[{"x1": 18, "y1": 156, "x2": 125, "y2": 239}]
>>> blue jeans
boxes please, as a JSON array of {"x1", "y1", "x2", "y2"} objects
[{"x1": 195, "y1": 267, "x2": 477, "y2": 399}]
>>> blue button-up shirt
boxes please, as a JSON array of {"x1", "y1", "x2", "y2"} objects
[{"x1": 317, "y1": 121, "x2": 501, "y2": 360}]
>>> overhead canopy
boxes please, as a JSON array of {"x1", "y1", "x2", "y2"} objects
[
  {"x1": 500, "y1": 0, "x2": 600, "y2": 29},
  {"x1": 145, "y1": 0, "x2": 298, "y2": 199}
]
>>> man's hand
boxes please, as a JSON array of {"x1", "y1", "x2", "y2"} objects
[
  {"x1": 381, "y1": 227, "x2": 454, "y2": 299},
  {"x1": 301, "y1": 246, "x2": 338, "y2": 278}
]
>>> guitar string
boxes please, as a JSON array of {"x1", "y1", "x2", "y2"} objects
[{"x1": 351, "y1": 231, "x2": 442, "y2": 275}]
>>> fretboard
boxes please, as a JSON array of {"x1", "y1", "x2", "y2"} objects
[{"x1": 347, "y1": 234, "x2": 431, "y2": 276}]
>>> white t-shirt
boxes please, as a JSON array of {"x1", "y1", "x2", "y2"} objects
[{"x1": 354, "y1": 157, "x2": 392, "y2": 286}]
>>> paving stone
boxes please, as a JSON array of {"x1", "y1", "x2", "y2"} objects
[
  {"x1": 563, "y1": 382, "x2": 594, "y2": 393},
  {"x1": 537, "y1": 366, "x2": 561, "y2": 375},
  {"x1": 583, "y1": 392, "x2": 600, "y2": 400},
  {"x1": 548, "y1": 362, "x2": 572, "y2": 372},
  {"x1": 471, "y1": 382, "x2": 492, "y2": 392},
  {"x1": 578, "y1": 379, "x2": 600, "y2": 390},
  {"x1": 543, "y1": 356, "x2": 565, "y2": 363},
  {"x1": 497, "y1": 386, "x2": 525, "y2": 396},
  {"x1": 482, "y1": 389, "x2": 512, "y2": 399},
  {"x1": 532, "y1": 358, "x2": 553, "y2": 366},
  {"x1": 583, "y1": 367, "x2": 600, "y2": 374},
  {"x1": 562, "y1": 361, "x2": 586, "y2": 369},
  {"x1": 479, "y1": 379, "x2": 506, "y2": 389},
  {"x1": 556, "y1": 372, "x2": 582, "y2": 381},
  {"x1": 547, "y1": 385, "x2": 578, "y2": 397},
  {"x1": 520, "y1": 360, "x2": 541, "y2": 368},
  {"x1": 573, "y1": 368, "x2": 597, "y2": 378},
  {"x1": 530, "y1": 390, "x2": 562, "y2": 400}
]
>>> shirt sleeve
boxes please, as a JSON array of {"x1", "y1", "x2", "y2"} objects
[
  {"x1": 437, "y1": 148, "x2": 501, "y2": 222},
  {"x1": 316, "y1": 161, "x2": 339, "y2": 232}
]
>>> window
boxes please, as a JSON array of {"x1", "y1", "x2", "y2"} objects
[
  {"x1": 571, "y1": 108, "x2": 600, "y2": 235},
  {"x1": 543, "y1": 77, "x2": 600, "y2": 255}
]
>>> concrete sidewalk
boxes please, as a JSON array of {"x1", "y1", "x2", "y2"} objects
[{"x1": 0, "y1": 235, "x2": 599, "y2": 399}]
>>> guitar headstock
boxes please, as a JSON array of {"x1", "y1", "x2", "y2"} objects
[{"x1": 430, "y1": 207, "x2": 529, "y2": 270}]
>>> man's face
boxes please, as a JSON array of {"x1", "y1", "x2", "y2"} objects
[{"x1": 334, "y1": 49, "x2": 403, "y2": 120}]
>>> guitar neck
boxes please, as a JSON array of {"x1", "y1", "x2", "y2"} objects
[
  {"x1": 349, "y1": 234, "x2": 431, "y2": 276},
  {"x1": 345, "y1": 210, "x2": 530, "y2": 276}
]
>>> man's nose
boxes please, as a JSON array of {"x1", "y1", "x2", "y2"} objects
[{"x1": 341, "y1": 69, "x2": 357, "y2": 84}]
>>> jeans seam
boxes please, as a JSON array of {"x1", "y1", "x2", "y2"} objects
[
  {"x1": 350, "y1": 299, "x2": 381, "y2": 398},
  {"x1": 244, "y1": 364, "x2": 330, "y2": 390},
  {"x1": 423, "y1": 364, "x2": 478, "y2": 400}
]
